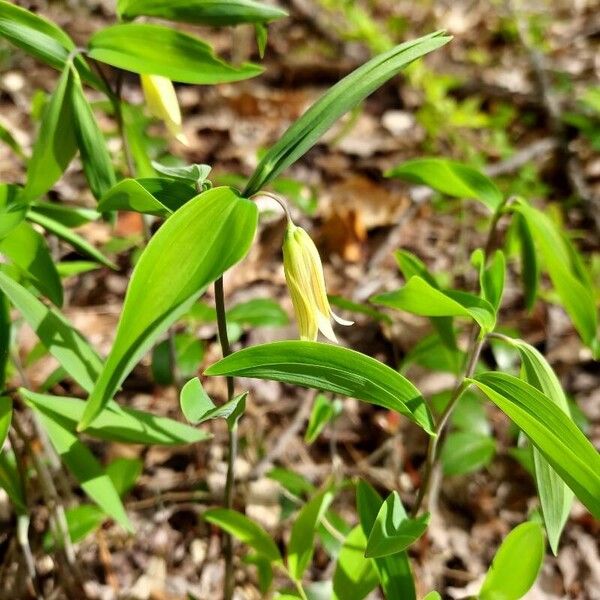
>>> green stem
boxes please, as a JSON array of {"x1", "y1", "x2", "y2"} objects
[{"x1": 214, "y1": 276, "x2": 236, "y2": 600}]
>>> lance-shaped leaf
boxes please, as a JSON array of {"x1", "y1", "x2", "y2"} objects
[
  {"x1": 205, "y1": 341, "x2": 434, "y2": 434},
  {"x1": 203, "y1": 508, "x2": 282, "y2": 562},
  {"x1": 356, "y1": 481, "x2": 416, "y2": 600},
  {"x1": 512, "y1": 201, "x2": 597, "y2": 352},
  {"x1": 23, "y1": 64, "x2": 77, "y2": 200},
  {"x1": 27, "y1": 210, "x2": 116, "y2": 269},
  {"x1": 470, "y1": 372, "x2": 600, "y2": 519},
  {"x1": 98, "y1": 178, "x2": 196, "y2": 216},
  {"x1": 0, "y1": 271, "x2": 102, "y2": 392},
  {"x1": 0, "y1": 396, "x2": 11, "y2": 448},
  {"x1": 0, "y1": 294, "x2": 9, "y2": 392},
  {"x1": 386, "y1": 158, "x2": 502, "y2": 212},
  {"x1": 30, "y1": 201, "x2": 99, "y2": 228},
  {"x1": 243, "y1": 31, "x2": 451, "y2": 196},
  {"x1": 288, "y1": 486, "x2": 335, "y2": 580},
  {"x1": 0, "y1": 221, "x2": 63, "y2": 306},
  {"x1": 20, "y1": 389, "x2": 209, "y2": 446},
  {"x1": 495, "y1": 337, "x2": 573, "y2": 554},
  {"x1": 0, "y1": 184, "x2": 27, "y2": 240},
  {"x1": 471, "y1": 248, "x2": 505, "y2": 312},
  {"x1": 514, "y1": 213, "x2": 539, "y2": 311},
  {"x1": 372, "y1": 276, "x2": 496, "y2": 333},
  {"x1": 365, "y1": 492, "x2": 429, "y2": 558},
  {"x1": 0, "y1": 1, "x2": 100, "y2": 87},
  {"x1": 69, "y1": 67, "x2": 116, "y2": 200},
  {"x1": 117, "y1": 0, "x2": 287, "y2": 25},
  {"x1": 79, "y1": 187, "x2": 257, "y2": 430},
  {"x1": 88, "y1": 23, "x2": 263, "y2": 84},
  {"x1": 36, "y1": 409, "x2": 132, "y2": 532}
]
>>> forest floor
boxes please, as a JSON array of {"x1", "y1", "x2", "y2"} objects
[{"x1": 0, "y1": 0, "x2": 599, "y2": 599}]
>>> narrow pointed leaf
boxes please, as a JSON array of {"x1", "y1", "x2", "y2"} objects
[
  {"x1": 20, "y1": 389, "x2": 209, "y2": 446},
  {"x1": 69, "y1": 67, "x2": 116, "y2": 200},
  {"x1": 372, "y1": 276, "x2": 496, "y2": 333},
  {"x1": 470, "y1": 372, "x2": 600, "y2": 519},
  {"x1": 79, "y1": 187, "x2": 257, "y2": 430},
  {"x1": 243, "y1": 31, "x2": 451, "y2": 196},
  {"x1": 205, "y1": 340, "x2": 434, "y2": 434},
  {"x1": 89, "y1": 24, "x2": 263, "y2": 84},
  {"x1": 0, "y1": 396, "x2": 12, "y2": 448},
  {"x1": 117, "y1": 0, "x2": 287, "y2": 25},
  {"x1": 23, "y1": 65, "x2": 77, "y2": 200},
  {"x1": 0, "y1": 221, "x2": 63, "y2": 306},
  {"x1": 496, "y1": 337, "x2": 573, "y2": 554},
  {"x1": 288, "y1": 486, "x2": 335, "y2": 580},
  {"x1": 36, "y1": 410, "x2": 132, "y2": 531},
  {"x1": 27, "y1": 210, "x2": 116, "y2": 269},
  {"x1": 0, "y1": 271, "x2": 101, "y2": 392},
  {"x1": 203, "y1": 508, "x2": 282, "y2": 562},
  {"x1": 386, "y1": 158, "x2": 502, "y2": 211}
]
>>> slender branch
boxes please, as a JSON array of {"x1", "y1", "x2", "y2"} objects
[{"x1": 214, "y1": 276, "x2": 236, "y2": 600}]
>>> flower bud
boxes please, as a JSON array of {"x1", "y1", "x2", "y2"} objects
[
  {"x1": 282, "y1": 222, "x2": 352, "y2": 342},
  {"x1": 140, "y1": 74, "x2": 188, "y2": 145}
]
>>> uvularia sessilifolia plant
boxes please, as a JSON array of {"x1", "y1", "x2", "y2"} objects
[{"x1": 0, "y1": 2, "x2": 599, "y2": 599}]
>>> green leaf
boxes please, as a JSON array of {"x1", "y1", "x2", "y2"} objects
[
  {"x1": 27, "y1": 210, "x2": 116, "y2": 269},
  {"x1": 179, "y1": 377, "x2": 247, "y2": 427},
  {"x1": 30, "y1": 201, "x2": 100, "y2": 228},
  {"x1": 495, "y1": 337, "x2": 573, "y2": 555},
  {"x1": 88, "y1": 24, "x2": 263, "y2": 84},
  {"x1": 20, "y1": 389, "x2": 209, "y2": 446},
  {"x1": 365, "y1": 492, "x2": 429, "y2": 558},
  {"x1": 386, "y1": 158, "x2": 502, "y2": 211},
  {"x1": 514, "y1": 214, "x2": 538, "y2": 310},
  {"x1": 332, "y1": 526, "x2": 379, "y2": 600},
  {"x1": 0, "y1": 396, "x2": 12, "y2": 448},
  {"x1": 118, "y1": 0, "x2": 287, "y2": 25},
  {"x1": 205, "y1": 340, "x2": 434, "y2": 434},
  {"x1": 394, "y1": 250, "x2": 457, "y2": 350},
  {"x1": 0, "y1": 184, "x2": 27, "y2": 240},
  {"x1": 23, "y1": 65, "x2": 77, "y2": 200},
  {"x1": 372, "y1": 276, "x2": 496, "y2": 333},
  {"x1": 0, "y1": 221, "x2": 63, "y2": 306},
  {"x1": 0, "y1": 294, "x2": 9, "y2": 391},
  {"x1": 151, "y1": 162, "x2": 212, "y2": 186},
  {"x1": 227, "y1": 298, "x2": 289, "y2": 327},
  {"x1": 106, "y1": 457, "x2": 143, "y2": 497},
  {"x1": 203, "y1": 508, "x2": 282, "y2": 562},
  {"x1": 440, "y1": 431, "x2": 495, "y2": 476},
  {"x1": 401, "y1": 332, "x2": 463, "y2": 376},
  {"x1": 513, "y1": 201, "x2": 597, "y2": 350},
  {"x1": 243, "y1": 31, "x2": 451, "y2": 196},
  {"x1": 255, "y1": 23, "x2": 268, "y2": 58},
  {"x1": 44, "y1": 504, "x2": 105, "y2": 551},
  {"x1": 98, "y1": 178, "x2": 196, "y2": 217},
  {"x1": 0, "y1": 271, "x2": 101, "y2": 392},
  {"x1": 244, "y1": 553, "x2": 274, "y2": 595},
  {"x1": 0, "y1": 1, "x2": 99, "y2": 86},
  {"x1": 0, "y1": 450, "x2": 26, "y2": 513},
  {"x1": 288, "y1": 486, "x2": 335, "y2": 580},
  {"x1": 479, "y1": 522, "x2": 544, "y2": 600},
  {"x1": 36, "y1": 409, "x2": 132, "y2": 531},
  {"x1": 328, "y1": 295, "x2": 391, "y2": 324},
  {"x1": 470, "y1": 372, "x2": 600, "y2": 519},
  {"x1": 69, "y1": 67, "x2": 116, "y2": 200},
  {"x1": 422, "y1": 592, "x2": 441, "y2": 600},
  {"x1": 471, "y1": 249, "x2": 505, "y2": 311},
  {"x1": 79, "y1": 187, "x2": 257, "y2": 430},
  {"x1": 356, "y1": 481, "x2": 416, "y2": 600},
  {"x1": 0, "y1": 120, "x2": 25, "y2": 160},
  {"x1": 267, "y1": 468, "x2": 316, "y2": 498},
  {"x1": 305, "y1": 394, "x2": 340, "y2": 444}
]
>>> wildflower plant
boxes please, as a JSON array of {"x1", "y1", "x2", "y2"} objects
[{"x1": 0, "y1": 2, "x2": 598, "y2": 599}]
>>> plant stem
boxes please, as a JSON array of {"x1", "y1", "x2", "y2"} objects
[
  {"x1": 214, "y1": 276, "x2": 236, "y2": 600},
  {"x1": 411, "y1": 336, "x2": 485, "y2": 517}
]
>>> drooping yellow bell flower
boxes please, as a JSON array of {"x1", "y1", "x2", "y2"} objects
[
  {"x1": 140, "y1": 74, "x2": 188, "y2": 145},
  {"x1": 282, "y1": 222, "x2": 352, "y2": 342}
]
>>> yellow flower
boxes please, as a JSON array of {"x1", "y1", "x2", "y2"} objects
[
  {"x1": 282, "y1": 222, "x2": 352, "y2": 342},
  {"x1": 140, "y1": 74, "x2": 188, "y2": 145}
]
